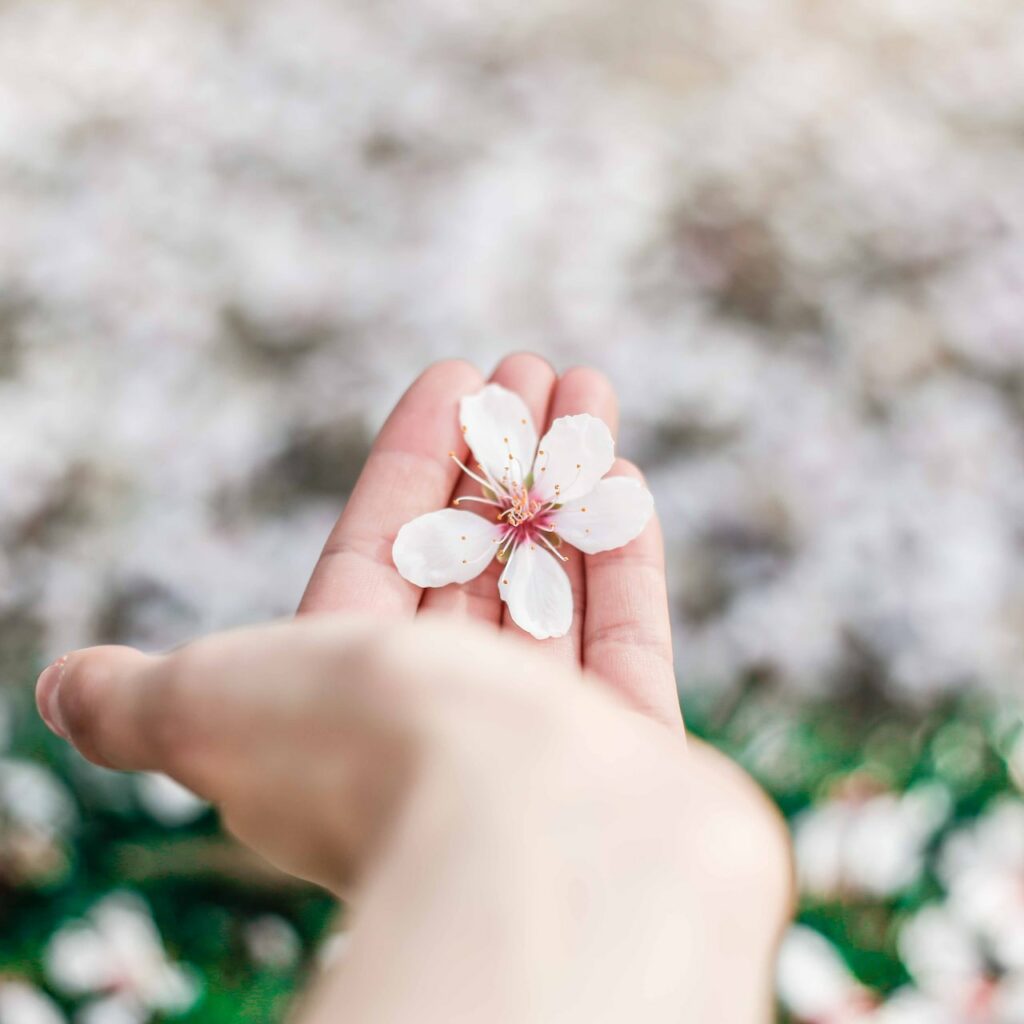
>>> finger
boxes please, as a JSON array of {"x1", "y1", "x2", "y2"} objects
[
  {"x1": 502, "y1": 367, "x2": 619, "y2": 668},
  {"x1": 298, "y1": 360, "x2": 484, "y2": 616},
  {"x1": 35, "y1": 619, "x2": 403, "y2": 889},
  {"x1": 583, "y1": 460, "x2": 681, "y2": 729},
  {"x1": 34, "y1": 620, "x2": 377, "y2": 785},
  {"x1": 420, "y1": 352, "x2": 557, "y2": 625}
]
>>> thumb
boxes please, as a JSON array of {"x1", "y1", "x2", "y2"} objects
[
  {"x1": 34, "y1": 618, "x2": 382, "y2": 797},
  {"x1": 37, "y1": 645, "x2": 163, "y2": 771}
]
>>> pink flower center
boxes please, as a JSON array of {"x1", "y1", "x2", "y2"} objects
[
  {"x1": 447, "y1": 451, "x2": 565, "y2": 562},
  {"x1": 498, "y1": 484, "x2": 554, "y2": 543}
]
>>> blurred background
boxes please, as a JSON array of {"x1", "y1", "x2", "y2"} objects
[{"x1": 3, "y1": 0, "x2": 1024, "y2": 1020}]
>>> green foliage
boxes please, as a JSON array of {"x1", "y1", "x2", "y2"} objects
[
  {"x1": 5, "y1": 661, "x2": 1022, "y2": 1020},
  {"x1": 0, "y1": 680, "x2": 335, "y2": 1020}
]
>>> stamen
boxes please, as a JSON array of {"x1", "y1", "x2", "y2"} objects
[
  {"x1": 477, "y1": 460, "x2": 506, "y2": 497},
  {"x1": 453, "y1": 495, "x2": 501, "y2": 509},
  {"x1": 507, "y1": 452, "x2": 526, "y2": 489},
  {"x1": 536, "y1": 531, "x2": 568, "y2": 562},
  {"x1": 448, "y1": 452, "x2": 499, "y2": 493}
]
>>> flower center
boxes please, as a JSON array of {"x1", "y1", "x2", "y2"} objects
[
  {"x1": 500, "y1": 485, "x2": 542, "y2": 528},
  {"x1": 495, "y1": 483, "x2": 562, "y2": 561},
  {"x1": 448, "y1": 451, "x2": 567, "y2": 563}
]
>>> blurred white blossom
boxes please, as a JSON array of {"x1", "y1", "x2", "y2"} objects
[
  {"x1": 0, "y1": 758, "x2": 76, "y2": 838},
  {"x1": 776, "y1": 925, "x2": 877, "y2": 1023},
  {"x1": 0, "y1": 983, "x2": 65, "y2": 1024},
  {"x1": 134, "y1": 773, "x2": 207, "y2": 828},
  {"x1": 44, "y1": 893, "x2": 199, "y2": 1023},
  {"x1": 794, "y1": 782, "x2": 950, "y2": 899},
  {"x1": 938, "y1": 800, "x2": 1024, "y2": 972},
  {"x1": 0, "y1": 757, "x2": 76, "y2": 884},
  {"x1": 0, "y1": 0, "x2": 1023, "y2": 702},
  {"x1": 894, "y1": 904, "x2": 1024, "y2": 1024},
  {"x1": 243, "y1": 915, "x2": 301, "y2": 972}
]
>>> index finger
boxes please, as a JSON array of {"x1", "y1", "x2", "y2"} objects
[{"x1": 298, "y1": 360, "x2": 484, "y2": 617}]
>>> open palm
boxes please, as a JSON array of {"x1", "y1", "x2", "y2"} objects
[{"x1": 297, "y1": 354, "x2": 681, "y2": 729}]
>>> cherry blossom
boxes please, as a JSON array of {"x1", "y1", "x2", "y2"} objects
[
  {"x1": 44, "y1": 893, "x2": 199, "y2": 1024},
  {"x1": 776, "y1": 926, "x2": 878, "y2": 1024},
  {"x1": 393, "y1": 384, "x2": 654, "y2": 639},
  {"x1": 794, "y1": 780, "x2": 951, "y2": 899}
]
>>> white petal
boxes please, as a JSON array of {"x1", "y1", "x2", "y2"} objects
[
  {"x1": 393, "y1": 509, "x2": 502, "y2": 587},
  {"x1": 551, "y1": 477, "x2": 654, "y2": 554},
  {"x1": 531, "y1": 414, "x2": 615, "y2": 503},
  {"x1": 776, "y1": 926, "x2": 859, "y2": 1020},
  {"x1": 499, "y1": 541, "x2": 573, "y2": 639},
  {"x1": 460, "y1": 384, "x2": 537, "y2": 491},
  {"x1": 0, "y1": 982, "x2": 65, "y2": 1024}
]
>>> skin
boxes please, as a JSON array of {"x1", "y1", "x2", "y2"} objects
[{"x1": 36, "y1": 355, "x2": 793, "y2": 1023}]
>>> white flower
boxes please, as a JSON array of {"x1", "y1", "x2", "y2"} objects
[
  {"x1": 794, "y1": 782, "x2": 951, "y2": 899},
  {"x1": 0, "y1": 758, "x2": 76, "y2": 886},
  {"x1": 392, "y1": 383, "x2": 654, "y2": 639},
  {"x1": 937, "y1": 799, "x2": 1024, "y2": 971},
  {"x1": 0, "y1": 759, "x2": 77, "y2": 839},
  {"x1": 243, "y1": 915, "x2": 301, "y2": 972},
  {"x1": 776, "y1": 926, "x2": 877, "y2": 1024},
  {"x1": 134, "y1": 773, "x2": 208, "y2": 828},
  {"x1": 0, "y1": 982, "x2": 65, "y2": 1024},
  {"x1": 894, "y1": 903, "x2": 1024, "y2": 1024},
  {"x1": 317, "y1": 930, "x2": 353, "y2": 970},
  {"x1": 44, "y1": 893, "x2": 199, "y2": 1023}
]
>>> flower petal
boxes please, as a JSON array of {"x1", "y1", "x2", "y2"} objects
[
  {"x1": 551, "y1": 477, "x2": 654, "y2": 554},
  {"x1": 393, "y1": 509, "x2": 503, "y2": 588},
  {"x1": 531, "y1": 414, "x2": 615, "y2": 503},
  {"x1": 460, "y1": 384, "x2": 537, "y2": 492},
  {"x1": 499, "y1": 541, "x2": 573, "y2": 639}
]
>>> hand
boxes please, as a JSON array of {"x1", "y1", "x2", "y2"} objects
[
  {"x1": 36, "y1": 615, "x2": 791, "y2": 1024},
  {"x1": 296, "y1": 355, "x2": 679, "y2": 727},
  {"x1": 36, "y1": 356, "x2": 793, "y2": 1022}
]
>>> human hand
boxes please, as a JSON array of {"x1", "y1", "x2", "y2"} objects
[
  {"x1": 297, "y1": 354, "x2": 679, "y2": 727},
  {"x1": 36, "y1": 614, "x2": 790, "y2": 1024},
  {"x1": 36, "y1": 356, "x2": 792, "y2": 1022}
]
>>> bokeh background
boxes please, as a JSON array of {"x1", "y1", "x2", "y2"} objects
[{"x1": 3, "y1": 1, "x2": 1024, "y2": 1021}]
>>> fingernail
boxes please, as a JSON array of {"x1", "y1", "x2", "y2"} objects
[{"x1": 36, "y1": 656, "x2": 69, "y2": 739}]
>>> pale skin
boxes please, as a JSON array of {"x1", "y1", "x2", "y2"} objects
[{"x1": 36, "y1": 355, "x2": 793, "y2": 1023}]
